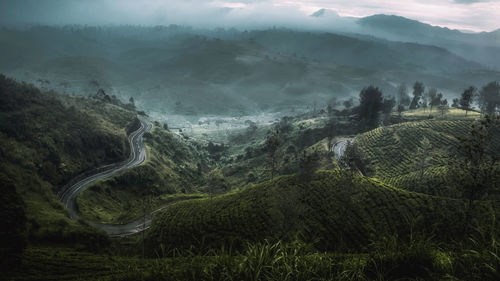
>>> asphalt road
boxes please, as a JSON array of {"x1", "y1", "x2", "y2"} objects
[
  {"x1": 333, "y1": 139, "x2": 350, "y2": 160},
  {"x1": 59, "y1": 117, "x2": 153, "y2": 235}
]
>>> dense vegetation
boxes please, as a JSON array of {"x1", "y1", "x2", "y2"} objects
[
  {"x1": 77, "y1": 126, "x2": 208, "y2": 224},
  {"x1": 147, "y1": 170, "x2": 470, "y2": 252},
  {"x1": 0, "y1": 74, "x2": 135, "y2": 253},
  {"x1": 2, "y1": 72, "x2": 500, "y2": 280}
]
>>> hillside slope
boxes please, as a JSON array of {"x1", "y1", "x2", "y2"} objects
[
  {"x1": 146, "y1": 170, "x2": 465, "y2": 252},
  {"x1": 356, "y1": 117, "x2": 500, "y2": 196},
  {"x1": 2, "y1": 26, "x2": 499, "y2": 116},
  {"x1": 0, "y1": 74, "x2": 136, "y2": 246},
  {"x1": 76, "y1": 125, "x2": 208, "y2": 224}
]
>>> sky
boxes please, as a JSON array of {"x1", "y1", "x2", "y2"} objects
[{"x1": 0, "y1": 0, "x2": 499, "y2": 32}]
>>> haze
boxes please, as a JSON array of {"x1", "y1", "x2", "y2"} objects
[{"x1": 1, "y1": 0, "x2": 499, "y2": 32}]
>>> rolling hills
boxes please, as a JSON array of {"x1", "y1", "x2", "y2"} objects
[
  {"x1": 0, "y1": 74, "x2": 137, "y2": 247},
  {"x1": 356, "y1": 115, "x2": 500, "y2": 196},
  {"x1": 2, "y1": 25, "x2": 499, "y2": 117},
  {"x1": 146, "y1": 170, "x2": 468, "y2": 252}
]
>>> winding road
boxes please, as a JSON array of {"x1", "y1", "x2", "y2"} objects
[
  {"x1": 333, "y1": 139, "x2": 350, "y2": 160},
  {"x1": 59, "y1": 117, "x2": 153, "y2": 236}
]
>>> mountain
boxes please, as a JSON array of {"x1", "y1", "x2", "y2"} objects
[
  {"x1": 355, "y1": 14, "x2": 500, "y2": 69},
  {"x1": 2, "y1": 26, "x2": 498, "y2": 120},
  {"x1": 310, "y1": 8, "x2": 340, "y2": 18}
]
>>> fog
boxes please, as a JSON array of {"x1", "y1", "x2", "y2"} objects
[
  {"x1": 1, "y1": 0, "x2": 499, "y2": 32},
  {"x1": 1, "y1": 0, "x2": 499, "y2": 128}
]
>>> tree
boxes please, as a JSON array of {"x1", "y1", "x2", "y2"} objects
[
  {"x1": 421, "y1": 94, "x2": 428, "y2": 112},
  {"x1": 459, "y1": 86, "x2": 476, "y2": 116},
  {"x1": 438, "y1": 99, "x2": 449, "y2": 118},
  {"x1": 478, "y1": 81, "x2": 500, "y2": 115},
  {"x1": 397, "y1": 83, "x2": 411, "y2": 108},
  {"x1": 265, "y1": 129, "x2": 280, "y2": 179},
  {"x1": 397, "y1": 104, "x2": 405, "y2": 117},
  {"x1": 429, "y1": 90, "x2": 444, "y2": 117},
  {"x1": 448, "y1": 115, "x2": 500, "y2": 233},
  {"x1": 358, "y1": 86, "x2": 383, "y2": 128},
  {"x1": 452, "y1": 98, "x2": 460, "y2": 108},
  {"x1": 410, "y1": 81, "x2": 425, "y2": 110},
  {"x1": 427, "y1": 88, "x2": 437, "y2": 114}
]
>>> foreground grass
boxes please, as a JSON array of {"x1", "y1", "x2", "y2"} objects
[{"x1": 7, "y1": 231, "x2": 500, "y2": 281}]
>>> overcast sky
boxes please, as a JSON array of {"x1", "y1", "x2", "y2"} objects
[{"x1": 1, "y1": 0, "x2": 499, "y2": 32}]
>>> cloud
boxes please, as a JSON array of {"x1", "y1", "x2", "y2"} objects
[
  {"x1": 453, "y1": 0, "x2": 492, "y2": 4},
  {"x1": 0, "y1": 0, "x2": 498, "y2": 32}
]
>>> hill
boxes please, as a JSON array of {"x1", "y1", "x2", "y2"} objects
[
  {"x1": 76, "y1": 124, "x2": 208, "y2": 224},
  {"x1": 2, "y1": 26, "x2": 499, "y2": 117},
  {"x1": 0, "y1": 74, "x2": 136, "y2": 247},
  {"x1": 146, "y1": 170, "x2": 467, "y2": 252},
  {"x1": 356, "y1": 14, "x2": 500, "y2": 70},
  {"x1": 356, "y1": 116, "x2": 500, "y2": 196}
]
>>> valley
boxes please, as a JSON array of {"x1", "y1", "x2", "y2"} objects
[{"x1": 1, "y1": 3, "x2": 500, "y2": 280}]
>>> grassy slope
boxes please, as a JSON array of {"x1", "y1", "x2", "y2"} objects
[
  {"x1": 77, "y1": 126, "x2": 207, "y2": 224},
  {"x1": 0, "y1": 74, "x2": 136, "y2": 245},
  {"x1": 147, "y1": 170, "x2": 465, "y2": 251},
  {"x1": 356, "y1": 114, "x2": 500, "y2": 195}
]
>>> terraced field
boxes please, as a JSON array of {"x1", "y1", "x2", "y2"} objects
[
  {"x1": 147, "y1": 170, "x2": 465, "y2": 251},
  {"x1": 356, "y1": 119, "x2": 479, "y2": 195}
]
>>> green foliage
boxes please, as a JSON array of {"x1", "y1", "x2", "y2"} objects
[
  {"x1": 265, "y1": 128, "x2": 281, "y2": 179},
  {"x1": 448, "y1": 115, "x2": 500, "y2": 233},
  {"x1": 0, "y1": 175, "x2": 27, "y2": 272},
  {"x1": 356, "y1": 119, "x2": 498, "y2": 196},
  {"x1": 297, "y1": 150, "x2": 319, "y2": 182},
  {"x1": 460, "y1": 86, "x2": 476, "y2": 116},
  {"x1": 478, "y1": 81, "x2": 500, "y2": 115},
  {"x1": 77, "y1": 126, "x2": 207, "y2": 223},
  {"x1": 357, "y1": 85, "x2": 383, "y2": 128},
  {"x1": 339, "y1": 142, "x2": 372, "y2": 176},
  {"x1": 0, "y1": 74, "x2": 135, "y2": 246},
  {"x1": 147, "y1": 170, "x2": 465, "y2": 253},
  {"x1": 410, "y1": 81, "x2": 425, "y2": 109}
]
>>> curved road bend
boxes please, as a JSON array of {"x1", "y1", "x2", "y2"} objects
[
  {"x1": 59, "y1": 117, "x2": 153, "y2": 235},
  {"x1": 333, "y1": 138, "x2": 365, "y2": 176},
  {"x1": 333, "y1": 139, "x2": 350, "y2": 161}
]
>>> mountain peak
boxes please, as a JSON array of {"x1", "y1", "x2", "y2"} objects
[{"x1": 310, "y1": 9, "x2": 340, "y2": 18}]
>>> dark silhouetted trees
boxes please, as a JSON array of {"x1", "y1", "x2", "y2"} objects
[
  {"x1": 438, "y1": 99, "x2": 449, "y2": 118},
  {"x1": 410, "y1": 81, "x2": 425, "y2": 109},
  {"x1": 429, "y1": 90, "x2": 444, "y2": 117},
  {"x1": 358, "y1": 86, "x2": 383, "y2": 128},
  {"x1": 459, "y1": 86, "x2": 476, "y2": 116},
  {"x1": 478, "y1": 81, "x2": 500, "y2": 115}
]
